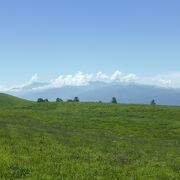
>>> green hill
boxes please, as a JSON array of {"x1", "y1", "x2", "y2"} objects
[
  {"x1": 0, "y1": 93, "x2": 30, "y2": 107},
  {"x1": 0, "y1": 101, "x2": 179, "y2": 179}
]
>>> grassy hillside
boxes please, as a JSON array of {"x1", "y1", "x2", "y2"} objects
[
  {"x1": 0, "y1": 93, "x2": 30, "y2": 107},
  {"x1": 0, "y1": 101, "x2": 179, "y2": 179}
]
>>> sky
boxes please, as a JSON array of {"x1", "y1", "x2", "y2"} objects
[{"x1": 0, "y1": 0, "x2": 180, "y2": 87}]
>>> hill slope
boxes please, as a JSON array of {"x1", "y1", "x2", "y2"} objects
[{"x1": 0, "y1": 93, "x2": 30, "y2": 107}]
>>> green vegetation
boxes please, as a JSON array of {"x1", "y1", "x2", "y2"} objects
[
  {"x1": 0, "y1": 93, "x2": 30, "y2": 107},
  {"x1": 0, "y1": 94, "x2": 179, "y2": 179}
]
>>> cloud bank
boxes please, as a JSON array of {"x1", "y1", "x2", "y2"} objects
[
  {"x1": 0, "y1": 74, "x2": 39, "y2": 92},
  {"x1": 37, "y1": 71, "x2": 138, "y2": 90},
  {"x1": 1, "y1": 71, "x2": 180, "y2": 92}
]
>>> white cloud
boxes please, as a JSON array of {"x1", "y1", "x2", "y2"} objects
[
  {"x1": 159, "y1": 79, "x2": 172, "y2": 86},
  {"x1": 0, "y1": 86, "x2": 9, "y2": 92},
  {"x1": 110, "y1": 70, "x2": 122, "y2": 81},
  {"x1": 49, "y1": 72, "x2": 93, "y2": 88},
  {"x1": 0, "y1": 74, "x2": 39, "y2": 92},
  {"x1": 2, "y1": 71, "x2": 180, "y2": 93},
  {"x1": 15, "y1": 74, "x2": 39, "y2": 90},
  {"x1": 27, "y1": 74, "x2": 38, "y2": 85},
  {"x1": 45, "y1": 71, "x2": 139, "y2": 89},
  {"x1": 139, "y1": 72, "x2": 180, "y2": 88},
  {"x1": 110, "y1": 71, "x2": 138, "y2": 83},
  {"x1": 1, "y1": 71, "x2": 139, "y2": 92},
  {"x1": 95, "y1": 72, "x2": 109, "y2": 81},
  {"x1": 121, "y1": 74, "x2": 138, "y2": 82}
]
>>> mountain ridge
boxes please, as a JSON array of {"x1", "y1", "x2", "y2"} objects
[{"x1": 4, "y1": 81, "x2": 180, "y2": 106}]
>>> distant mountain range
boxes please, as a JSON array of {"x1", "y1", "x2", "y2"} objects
[{"x1": 6, "y1": 81, "x2": 180, "y2": 106}]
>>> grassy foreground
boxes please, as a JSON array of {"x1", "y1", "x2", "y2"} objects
[{"x1": 0, "y1": 99, "x2": 179, "y2": 179}]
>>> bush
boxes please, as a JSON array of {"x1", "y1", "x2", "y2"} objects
[
  {"x1": 67, "y1": 99, "x2": 73, "y2": 102},
  {"x1": 56, "y1": 98, "x2": 63, "y2": 102},
  {"x1": 73, "y1": 97, "x2": 80, "y2": 102},
  {"x1": 37, "y1": 98, "x2": 49, "y2": 102},
  {"x1": 37, "y1": 98, "x2": 44, "y2": 103},
  {"x1": 111, "y1": 97, "x2": 117, "y2": 104},
  {"x1": 150, "y1": 99, "x2": 156, "y2": 105}
]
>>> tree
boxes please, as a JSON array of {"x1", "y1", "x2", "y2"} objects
[
  {"x1": 67, "y1": 99, "x2": 73, "y2": 102},
  {"x1": 111, "y1": 97, "x2": 117, "y2": 104},
  {"x1": 37, "y1": 98, "x2": 44, "y2": 103},
  {"x1": 150, "y1": 99, "x2": 156, "y2": 105},
  {"x1": 44, "y1": 99, "x2": 49, "y2": 102},
  {"x1": 56, "y1": 98, "x2": 63, "y2": 102},
  {"x1": 74, "y1": 97, "x2": 80, "y2": 102}
]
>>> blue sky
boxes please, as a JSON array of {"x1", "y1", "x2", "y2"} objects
[{"x1": 0, "y1": 0, "x2": 180, "y2": 86}]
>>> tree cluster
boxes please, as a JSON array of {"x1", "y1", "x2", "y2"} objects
[
  {"x1": 37, "y1": 97, "x2": 80, "y2": 103},
  {"x1": 37, "y1": 96, "x2": 157, "y2": 106},
  {"x1": 67, "y1": 97, "x2": 80, "y2": 102},
  {"x1": 37, "y1": 98, "x2": 49, "y2": 103}
]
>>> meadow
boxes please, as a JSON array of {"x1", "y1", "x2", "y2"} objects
[{"x1": 0, "y1": 94, "x2": 179, "y2": 179}]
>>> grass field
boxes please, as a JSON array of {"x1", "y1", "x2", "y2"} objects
[
  {"x1": 0, "y1": 93, "x2": 179, "y2": 179},
  {"x1": 0, "y1": 93, "x2": 30, "y2": 107}
]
